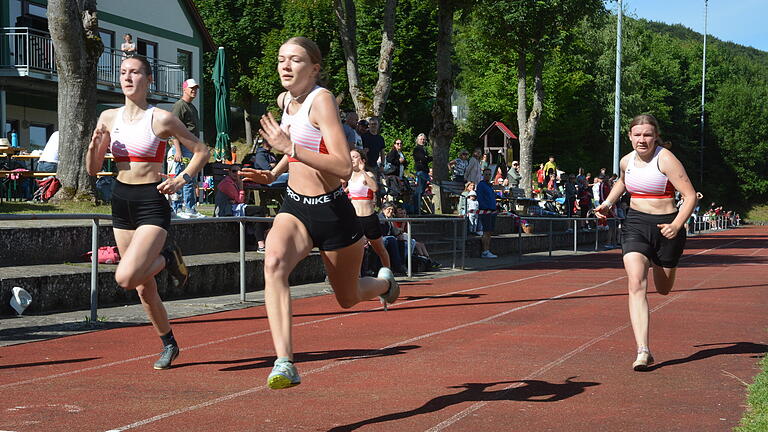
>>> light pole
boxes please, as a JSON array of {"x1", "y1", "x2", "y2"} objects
[
  {"x1": 612, "y1": 0, "x2": 623, "y2": 176},
  {"x1": 700, "y1": 0, "x2": 708, "y2": 188}
]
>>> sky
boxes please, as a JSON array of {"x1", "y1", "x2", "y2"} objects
[{"x1": 608, "y1": 0, "x2": 768, "y2": 52}]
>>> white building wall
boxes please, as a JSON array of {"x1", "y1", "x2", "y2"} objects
[{"x1": 100, "y1": 1, "x2": 194, "y2": 37}]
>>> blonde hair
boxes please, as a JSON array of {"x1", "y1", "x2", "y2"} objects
[{"x1": 283, "y1": 37, "x2": 324, "y2": 84}]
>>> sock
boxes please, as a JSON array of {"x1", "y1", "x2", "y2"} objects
[
  {"x1": 160, "y1": 330, "x2": 177, "y2": 347},
  {"x1": 276, "y1": 356, "x2": 293, "y2": 364}
]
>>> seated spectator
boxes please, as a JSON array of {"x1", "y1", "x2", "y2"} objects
[
  {"x1": 37, "y1": 131, "x2": 59, "y2": 173},
  {"x1": 215, "y1": 164, "x2": 268, "y2": 252},
  {"x1": 395, "y1": 205, "x2": 440, "y2": 269},
  {"x1": 249, "y1": 138, "x2": 288, "y2": 186},
  {"x1": 379, "y1": 201, "x2": 407, "y2": 275}
]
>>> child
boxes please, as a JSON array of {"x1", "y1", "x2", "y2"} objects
[{"x1": 467, "y1": 190, "x2": 481, "y2": 235}]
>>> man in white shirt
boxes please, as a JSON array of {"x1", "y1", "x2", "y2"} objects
[{"x1": 38, "y1": 131, "x2": 59, "y2": 173}]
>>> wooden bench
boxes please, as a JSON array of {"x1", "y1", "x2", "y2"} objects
[{"x1": 244, "y1": 183, "x2": 285, "y2": 215}]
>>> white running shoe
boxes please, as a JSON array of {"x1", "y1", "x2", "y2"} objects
[
  {"x1": 481, "y1": 250, "x2": 498, "y2": 259},
  {"x1": 267, "y1": 359, "x2": 301, "y2": 389}
]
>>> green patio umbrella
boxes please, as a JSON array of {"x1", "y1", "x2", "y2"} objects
[{"x1": 212, "y1": 46, "x2": 231, "y2": 161}]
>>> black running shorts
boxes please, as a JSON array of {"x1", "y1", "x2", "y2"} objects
[
  {"x1": 358, "y1": 213, "x2": 383, "y2": 240},
  {"x1": 279, "y1": 186, "x2": 363, "y2": 251},
  {"x1": 111, "y1": 180, "x2": 172, "y2": 231},
  {"x1": 621, "y1": 208, "x2": 686, "y2": 268}
]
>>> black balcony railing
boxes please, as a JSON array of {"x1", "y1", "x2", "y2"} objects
[{"x1": 1, "y1": 27, "x2": 183, "y2": 99}]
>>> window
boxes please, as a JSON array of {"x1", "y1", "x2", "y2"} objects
[
  {"x1": 28, "y1": 123, "x2": 53, "y2": 150},
  {"x1": 99, "y1": 29, "x2": 115, "y2": 49},
  {"x1": 177, "y1": 49, "x2": 192, "y2": 80},
  {"x1": 137, "y1": 39, "x2": 158, "y2": 60},
  {"x1": 5, "y1": 120, "x2": 19, "y2": 140},
  {"x1": 27, "y1": 2, "x2": 46, "y2": 18}
]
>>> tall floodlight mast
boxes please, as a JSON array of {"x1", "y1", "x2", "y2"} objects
[{"x1": 612, "y1": 0, "x2": 623, "y2": 176}]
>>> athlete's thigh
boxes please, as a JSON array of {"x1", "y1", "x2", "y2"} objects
[
  {"x1": 623, "y1": 251, "x2": 651, "y2": 283},
  {"x1": 115, "y1": 225, "x2": 167, "y2": 272},
  {"x1": 321, "y1": 238, "x2": 366, "y2": 292},
  {"x1": 264, "y1": 212, "x2": 314, "y2": 270}
]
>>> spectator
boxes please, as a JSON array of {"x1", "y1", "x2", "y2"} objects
[
  {"x1": 378, "y1": 202, "x2": 408, "y2": 275},
  {"x1": 543, "y1": 155, "x2": 557, "y2": 178},
  {"x1": 121, "y1": 33, "x2": 136, "y2": 57},
  {"x1": 342, "y1": 111, "x2": 362, "y2": 150},
  {"x1": 576, "y1": 167, "x2": 586, "y2": 188},
  {"x1": 395, "y1": 206, "x2": 440, "y2": 269},
  {"x1": 592, "y1": 175, "x2": 603, "y2": 207},
  {"x1": 507, "y1": 160, "x2": 522, "y2": 189},
  {"x1": 477, "y1": 168, "x2": 498, "y2": 258},
  {"x1": 564, "y1": 174, "x2": 577, "y2": 218},
  {"x1": 361, "y1": 116, "x2": 385, "y2": 173},
  {"x1": 459, "y1": 181, "x2": 475, "y2": 215},
  {"x1": 168, "y1": 78, "x2": 204, "y2": 218},
  {"x1": 536, "y1": 163, "x2": 546, "y2": 190},
  {"x1": 37, "y1": 130, "x2": 59, "y2": 173},
  {"x1": 215, "y1": 164, "x2": 267, "y2": 252},
  {"x1": 448, "y1": 149, "x2": 469, "y2": 183},
  {"x1": 466, "y1": 190, "x2": 480, "y2": 235},
  {"x1": 250, "y1": 137, "x2": 288, "y2": 186},
  {"x1": 411, "y1": 132, "x2": 432, "y2": 214},
  {"x1": 385, "y1": 138, "x2": 407, "y2": 178},
  {"x1": 464, "y1": 147, "x2": 483, "y2": 186}
]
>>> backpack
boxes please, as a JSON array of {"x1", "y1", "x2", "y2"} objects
[
  {"x1": 84, "y1": 246, "x2": 121, "y2": 264},
  {"x1": 33, "y1": 176, "x2": 61, "y2": 202}
]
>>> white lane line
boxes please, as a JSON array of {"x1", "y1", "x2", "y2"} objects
[
  {"x1": 103, "y1": 274, "x2": 624, "y2": 431},
  {"x1": 0, "y1": 271, "x2": 563, "y2": 390},
  {"x1": 425, "y1": 245, "x2": 738, "y2": 432}
]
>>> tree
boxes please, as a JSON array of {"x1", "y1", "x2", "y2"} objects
[
  {"x1": 195, "y1": 0, "x2": 282, "y2": 146},
  {"x1": 465, "y1": 0, "x2": 604, "y2": 197},
  {"x1": 47, "y1": 0, "x2": 102, "y2": 200},
  {"x1": 334, "y1": 0, "x2": 397, "y2": 117},
  {"x1": 429, "y1": 0, "x2": 456, "y2": 183}
]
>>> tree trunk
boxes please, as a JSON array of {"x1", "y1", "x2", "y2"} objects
[
  {"x1": 430, "y1": 0, "x2": 455, "y2": 184},
  {"x1": 334, "y1": 0, "x2": 362, "y2": 114},
  {"x1": 243, "y1": 94, "x2": 253, "y2": 148},
  {"x1": 371, "y1": 0, "x2": 397, "y2": 117},
  {"x1": 48, "y1": 0, "x2": 102, "y2": 201},
  {"x1": 516, "y1": 52, "x2": 544, "y2": 198}
]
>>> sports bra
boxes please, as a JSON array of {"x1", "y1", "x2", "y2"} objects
[
  {"x1": 281, "y1": 86, "x2": 327, "y2": 163},
  {"x1": 624, "y1": 146, "x2": 675, "y2": 199},
  {"x1": 347, "y1": 174, "x2": 374, "y2": 200},
  {"x1": 110, "y1": 106, "x2": 167, "y2": 163}
]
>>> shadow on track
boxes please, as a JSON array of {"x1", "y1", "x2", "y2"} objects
[
  {"x1": 646, "y1": 342, "x2": 768, "y2": 371},
  {"x1": 172, "y1": 345, "x2": 420, "y2": 371},
  {"x1": 0, "y1": 356, "x2": 99, "y2": 370},
  {"x1": 327, "y1": 376, "x2": 600, "y2": 431}
]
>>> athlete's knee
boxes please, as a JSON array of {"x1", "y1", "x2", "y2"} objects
[
  {"x1": 335, "y1": 293, "x2": 359, "y2": 309},
  {"x1": 263, "y1": 254, "x2": 291, "y2": 279},
  {"x1": 114, "y1": 266, "x2": 137, "y2": 290}
]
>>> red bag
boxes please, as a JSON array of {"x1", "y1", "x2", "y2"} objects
[{"x1": 84, "y1": 246, "x2": 121, "y2": 264}]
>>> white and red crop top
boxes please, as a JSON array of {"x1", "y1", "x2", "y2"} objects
[
  {"x1": 624, "y1": 146, "x2": 675, "y2": 199},
  {"x1": 110, "y1": 106, "x2": 166, "y2": 163},
  {"x1": 281, "y1": 86, "x2": 328, "y2": 162},
  {"x1": 347, "y1": 175, "x2": 374, "y2": 200}
]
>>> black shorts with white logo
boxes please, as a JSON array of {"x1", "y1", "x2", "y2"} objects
[
  {"x1": 279, "y1": 186, "x2": 363, "y2": 251},
  {"x1": 111, "y1": 180, "x2": 171, "y2": 231},
  {"x1": 358, "y1": 213, "x2": 383, "y2": 240},
  {"x1": 621, "y1": 208, "x2": 686, "y2": 268}
]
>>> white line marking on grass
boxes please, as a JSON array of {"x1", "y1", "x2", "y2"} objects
[{"x1": 0, "y1": 271, "x2": 563, "y2": 390}]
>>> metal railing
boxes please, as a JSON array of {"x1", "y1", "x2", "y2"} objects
[
  {"x1": 0, "y1": 212, "x2": 736, "y2": 320},
  {"x1": 0, "y1": 27, "x2": 184, "y2": 98}
]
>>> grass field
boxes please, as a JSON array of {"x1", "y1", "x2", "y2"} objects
[
  {"x1": 737, "y1": 350, "x2": 768, "y2": 431},
  {"x1": 0, "y1": 200, "x2": 216, "y2": 216},
  {"x1": 746, "y1": 204, "x2": 768, "y2": 223}
]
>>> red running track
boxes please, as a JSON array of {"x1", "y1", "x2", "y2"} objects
[{"x1": 1, "y1": 227, "x2": 767, "y2": 431}]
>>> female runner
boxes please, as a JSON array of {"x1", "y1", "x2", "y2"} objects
[
  {"x1": 347, "y1": 149, "x2": 391, "y2": 271},
  {"x1": 86, "y1": 55, "x2": 209, "y2": 369},
  {"x1": 239, "y1": 37, "x2": 399, "y2": 389},
  {"x1": 595, "y1": 114, "x2": 696, "y2": 371}
]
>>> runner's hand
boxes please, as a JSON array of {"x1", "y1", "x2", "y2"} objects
[
  {"x1": 239, "y1": 168, "x2": 274, "y2": 184},
  {"x1": 90, "y1": 124, "x2": 110, "y2": 151},
  {"x1": 259, "y1": 112, "x2": 291, "y2": 154},
  {"x1": 157, "y1": 173, "x2": 184, "y2": 194},
  {"x1": 594, "y1": 203, "x2": 611, "y2": 219},
  {"x1": 657, "y1": 223, "x2": 680, "y2": 239}
]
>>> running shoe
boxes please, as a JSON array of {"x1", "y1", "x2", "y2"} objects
[
  {"x1": 377, "y1": 266, "x2": 400, "y2": 311},
  {"x1": 632, "y1": 348, "x2": 654, "y2": 371},
  {"x1": 267, "y1": 359, "x2": 301, "y2": 389},
  {"x1": 162, "y1": 242, "x2": 189, "y2": 289},
  {"x1": 481, "y1": 250, "x2": 498, "y2": 259},
  {"x1": 153, "y1": 344, "x2": 180, "y2": 370}
]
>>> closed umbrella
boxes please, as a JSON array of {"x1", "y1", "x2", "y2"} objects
[{"x1": 213, "y1": 46, "x2": 231, "y2": 161}]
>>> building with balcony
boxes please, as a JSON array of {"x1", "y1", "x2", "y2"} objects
[{"x1": 0, "y1": 0, "x2": 214, "y2": 149}]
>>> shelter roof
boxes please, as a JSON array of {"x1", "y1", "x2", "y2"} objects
[{"x1": 480, "y1": 121, "x2": 518, "y2": 140}]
